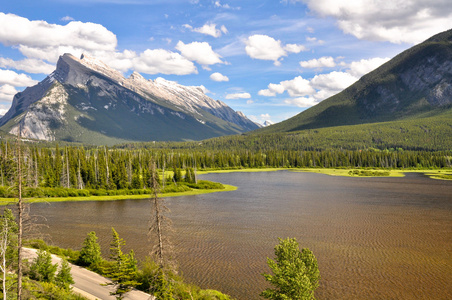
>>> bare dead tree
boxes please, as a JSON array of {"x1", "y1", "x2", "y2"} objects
[
  {"x1": 148, "y1": 159, "x2": 173, "y2": 269},
  {"x1": 15, "y1": 126, "x2": 23, "y2": 300},
  {"x1": 77, "y1": 157, "x2": 84, "y2": 190},
  {"x1": 0, "y1": 215, "x2": 10, "y2": 300},
  {"x1": 105, "y1": 147, "x2": 110, "y2": 187}
]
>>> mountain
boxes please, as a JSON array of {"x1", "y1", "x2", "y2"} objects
[
  {"x1": 263, "y1": 120, "x2": 274, "y2": 127},
  {"x1": 0, "y1": 53, "x2": 260, "y2": 145},
  {"x1": 257, "y1": 29, "x2": 452, "y2": 134}
]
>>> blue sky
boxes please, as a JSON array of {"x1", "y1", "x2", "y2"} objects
[{"x1": 0, "y1": 0, "x2": 451, "y2": 124}]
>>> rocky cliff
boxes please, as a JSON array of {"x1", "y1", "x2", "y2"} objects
[{"x1": 0, "y1": 53, "x2": 260, "y2": 144}]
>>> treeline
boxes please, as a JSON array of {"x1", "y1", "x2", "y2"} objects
[
  {"x1": 117, "y1": 112, "x2": 452, "y2": 152},
  {"x1": 0, "y1": 141, "x2": 450, "y2": 191}
]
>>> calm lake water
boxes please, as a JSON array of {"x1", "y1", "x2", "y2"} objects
[{"x1": 28, "y1": 171, "x2": 452, "y2": 299}]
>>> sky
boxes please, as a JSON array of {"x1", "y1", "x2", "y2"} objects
[{"x1": 0, "y1": 0, "x2": 451, "y2": 125}]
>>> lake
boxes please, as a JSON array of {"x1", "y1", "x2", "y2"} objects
[{"x1": 28, "y1": 171, "x2": 452, "y2": 299}]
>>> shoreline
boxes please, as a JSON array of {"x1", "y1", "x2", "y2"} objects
[
  {"x1": 0, "y1": 167, "x2": 449, "y2": 206},
  {"x1": 199, "y1": 167, "x2": 452, "y2": 179},
  {"x1": 0, "y1": 184, "x2": 237, "y2": 206}
]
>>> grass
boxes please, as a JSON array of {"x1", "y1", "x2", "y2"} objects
[
  {"x1": 197, "y1": 168, "x2": 287, "y2": 174},
  {"x1": 0, "y1": 184, "x2": 237, "y2": 206},
  {"x1": 293, "y1": 168, "x2": 452, "y2": 179}
]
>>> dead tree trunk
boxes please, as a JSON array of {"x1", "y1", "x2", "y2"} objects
[{"x1": 16, "y1": 129, "x2": 23, "y2": 300}]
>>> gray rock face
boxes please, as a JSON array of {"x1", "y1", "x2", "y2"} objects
[
  {"x1": 0, "y1": 53, "x2": 260, "y2": 143},
  {"x1": 400, "y1": 56, "x2": 452, "y2": 106}
]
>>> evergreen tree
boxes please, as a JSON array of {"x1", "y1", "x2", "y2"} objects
[
  {"x1": 30, "y1": 249, "x2": 58, "y2": 283},
  {"x1": 55, "y1": 257, "x2": 75, "y2": 290},
  {"x1": 105, "y1": 228, "x2": 140, "y2": 299},
  {"x1": 172, "y1": 166, "x2": 182, "y2": 183},
  {"x1": 77, "y1": 231, "x2": 102, "y2": 267},
  {"x1": 150, "y1": 268, "x2": 173, "y2": 300},
  {"x1": 110, "y1": 227, "x2": 124, "y2": 262},
  {"x1": 261, "y1": 238, "x2": 320, "y2": 300}
]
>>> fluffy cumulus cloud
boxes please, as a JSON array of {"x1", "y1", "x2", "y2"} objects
[
  {"x1": 133, "y1": 49, "x2": 197, "y2": 75},
  {"x1": 0, "y1": 13, "x2": 209, "y2": 76},
  {"x1": 210, "y1": 72, "x2": 229, "y2": 82},
  {"x1": 225, "y1": 92, "x2": 251, "y2": 99},
  {"x1": 348, "y1": 57, "x2": 390, "y2": 77},
  {"x1": 176, "y1": 41, "x2": 223, "y2": 66},
  {"x1": 259, "y1": 77, "x2": 314, "y2": 97},
  {"x1": 0, "y1": 84, "x2": 18, "y2": 102},
  {"x1": 197, "y1": 85, "x2": 211, "y2": 94},
  {"x1": 0, "y1": 57, "x2": 55, "y2": 74},
  {"x1": 245, "y1": 34, "x2": 306, "y2": 66},
  {"x1": 259, "y1": 57, "x2": 389, "y2": 107},
  {"x1": 184, "y1": 23, "x2": 228, "y2": 38},
  {"x1": 284, "y1": 44, "x2": 307, "y2": 53},
  {"x1": 0, "y1": 13, "x2": 117, "y2": 63},
  {"x1": 0, "y1": 69, "x2": 38, "y2": 87},
  {"x1": 300, "y1": 56, "x2": 336, "y2": 68},
  {"x1": 302, "y1": 0, "x2": 452, "y2": 44},
  {"x1": 0, "y1": 104, "x2": 10, "y2": 117}
]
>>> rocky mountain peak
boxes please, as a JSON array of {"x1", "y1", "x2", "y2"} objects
[
  {"x1": 53, "y1": 53, "x2": 124, "y2": 86},
  {"x1": 0, "y1": 52, "x2": 260, "y2": 143},
  {"x1": 128, "y1": 71, "x2": 147, "y2": 82},
  {"x1": 263, "y1": 120, "x2": 274, "y2": 127}
]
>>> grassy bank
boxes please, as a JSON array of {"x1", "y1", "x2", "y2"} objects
[
  {"x1": 293, "y1": 168, "x2": 452, "y2": 179},
  {"x1": 198, "y1": 167, "x2": 452, "y2": 180},
  {"x1": 0, "y1": 184, "x2": 236, "y2": 206},
  {"x1": 197, "y1": 167, "x2": 287, "y2": 174}
]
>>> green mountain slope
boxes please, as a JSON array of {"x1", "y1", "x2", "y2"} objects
[{"x1": 257, "y1": 29, "x2": 452, "y2": 134}]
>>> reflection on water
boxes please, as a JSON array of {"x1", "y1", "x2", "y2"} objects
[{"x1": 29, "y1": 171, "x2": 452, "y2": 299}]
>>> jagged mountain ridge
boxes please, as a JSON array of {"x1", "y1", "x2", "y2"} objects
[
  {"x1": 0, "y1": 53, "x2": 259, "y2": 145},
  {"x1": 257, "y1": 29, "x2": 452, "y2": 134}
]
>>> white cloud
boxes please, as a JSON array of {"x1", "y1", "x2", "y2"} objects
[
  {"x1": 284, "y1": 43, "x2": 308, "y2": 53},
  {"x1": 245, "y1": 35, "x2": 287, "y2": 65},
  {"x1": 284, "y1": 96, "x2": 318, "y2": 108},
  {"x1": 246, "y1": 99, "x2": 254, "y2": 104},
  {"x1": 215, "y1": 1, "x2": 229, "y2": 8},
  {"x1": 0, "y1": 69, "x2": 38, "y2": 87},
  {"x1": 0, "y1": 57, "x2": 55, "y2": 74},
  {"x1": 0, "y1": 12, "x2": 231, "y2": 78},
  {"x1": 210, "y1": 72, "x2": 229, "y2": 82},
  {"x1": 303, "y1": 0, "x2": 452, "y2": 44},
  {"x1": 348, "y1": 57, "x2": 390, "y2": 77},
  {"x1": 306, "y1": 36, "x2": 325, "y2": 44},
  {"x1": 0, "y1": 13, "x2": 117, "y2": 63},
  {"x1": 214, "y1": 1, "x2": 240, "y2": 9},
  {"x1": 225, "y1": 92, "x2": 251, "y2": 99},
  {"x1": 310, "y1": 71, "x2": 357, "y2": 95},
  {"x1": 133, "y1": 49, "x2": 197, "y2": 75},
  {"x1": 184, "y1": 23, "x2": 228, "y2": 38},
  {"x1": 0, "y1": 104, "x2": 11, "y2": 117},
  {"x1": 258, "y1": 89, "x2": 276, "y2": 97},
  {"x1": 300, "y1": 56, "x2": 336, "y2": 68},
  {"x1": 0, "y1": 84, "x2": 18, "y2": 102},
  {"x1": 176, "y1": 41, "x2": 223, "y2": 66},
  {"x1": 60, "y1": 16, "x2": 74, "y2": 21},
  {"x1": 245, "y1": 34, "x2": 307, "y2": 65},
  {"x1": 220, "y1": 25, "x2": 228, "y2": 34},
  {"x1": 259, "y1": 56, "x2": 389, "y2": 107},
  {"x1": 197, "y1": 85, "x2": 211, "y2": 94}
]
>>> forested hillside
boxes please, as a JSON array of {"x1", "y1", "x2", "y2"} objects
[{"x1": 257, "y1": 29, "x2": 452, "y2": 134}]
